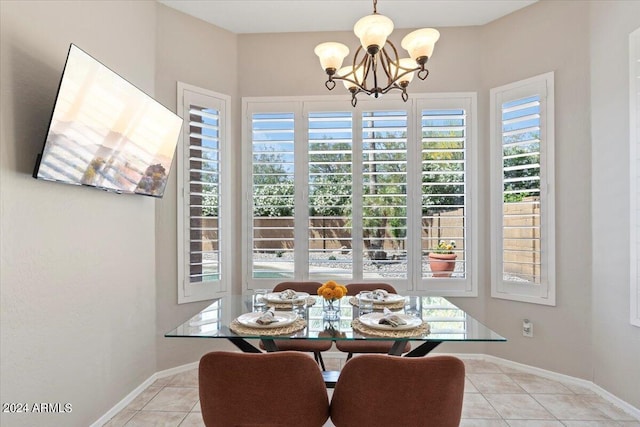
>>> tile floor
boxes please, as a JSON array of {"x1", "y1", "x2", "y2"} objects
[{"x1": 103, "y1": 356, "x2": 639, "y2": 427}]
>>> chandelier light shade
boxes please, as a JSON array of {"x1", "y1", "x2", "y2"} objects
[
  {"x1": 314, "y1": 0, "x2": 440, "y2": 107},
  {"x1": 401, "y1": 28, "x2": 440, "y2": 62},
  {"x1": 353, "y1": 13, "x2": 394, "y2": 52},
  {"x1": 314, "y1": 42, "x2": 350, "y2": 72}
]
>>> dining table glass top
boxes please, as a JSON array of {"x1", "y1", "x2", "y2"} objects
[{"x1": 164, "y1": 295, "x2": 506, "y2": 343}]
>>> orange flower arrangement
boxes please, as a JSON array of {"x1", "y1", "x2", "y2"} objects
[{"x1": 317, "y1": 280, "x2": 347, "y2": 301}]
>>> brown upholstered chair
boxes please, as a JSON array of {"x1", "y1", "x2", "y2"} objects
[
  {"x1": 199, "y1": 351, "x2": 330, "y2": 427},
  {"x1": 330, "y1": 355, "x2": 466, "y2": 427},
  {"x1": 335, "y1": 283, "x2": 411, "y2": 360},
  {"x1": 258, "y1": 281, "x2": 332, "y2": 370}
]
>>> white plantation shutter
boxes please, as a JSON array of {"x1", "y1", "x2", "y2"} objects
[
  {"x1": 630, "y1": 28, "x2": 640, "y2": 327},
  {"x1": 242, "y1": 95, "x2": 477, "y2": 296},
  {"x1": 491, "y1": 73, "x2": 555, "y2": 306},
  {"x1": 250, "y1": 111, "x2": 296, "y2": 280},
  {"x1": 308, "y1": 111, "x2": 354, "y2": 280},
  {"x1": 416, "y1": 98, "x2": 476, "y2": 295},
  {"x1": 177, "y1": 83, "x2": 230, "y2": 303},
  {"x1": 362, "y1": 110, "x2": 408, "y2": 279},
  {"x1": 420, "y1": 108, "x2": 467, "y2": 276}
]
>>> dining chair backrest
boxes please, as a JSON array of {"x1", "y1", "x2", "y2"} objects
[
  {"x1": 273, "y1": 281, "x2": 324, "y2": 294},
  {"x1": 269, "y1": 281, "x2": 332, "y2": 370},
  {"x1": 330, "y1": 355, "x2": 465, "y2": 427},
  {"x1": 199, "y1": 351, "x2": 330, "y2": 427},
  {"x1": 346, "y1": 282, "x2": 397, "y2": 295}
]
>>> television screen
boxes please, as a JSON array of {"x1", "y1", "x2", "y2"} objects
[{"x1": 33, "y1": 44, "x2": 182, "y2": 198}]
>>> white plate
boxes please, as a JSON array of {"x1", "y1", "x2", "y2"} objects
[
  {"x1": 264, "y1": 292, "x2": 310, "y2": 303},
  {"x1": 236, "y1": 312, "x2": 298, "y2": 329},
  {"x1": 358, "y1": 293, "x2": 405, "y2": 304},
  {"x1": 359, "y1": 313, "x2": 422, "y2": 331}
]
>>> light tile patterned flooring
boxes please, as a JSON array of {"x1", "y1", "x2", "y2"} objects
[{"x1": 104, "y1": 356, "x2": 639, "y2": 427}]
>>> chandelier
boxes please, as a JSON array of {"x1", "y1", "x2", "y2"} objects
[{"x1": 314, "y1": 0, "x2": 440, "y2": 107}]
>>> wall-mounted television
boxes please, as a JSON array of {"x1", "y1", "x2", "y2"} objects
[{"x1": 33, "y1": 44, "x2": 182, "y2": 198}]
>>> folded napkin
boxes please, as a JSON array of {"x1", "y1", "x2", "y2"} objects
[
  {"x1": 378, "y1": 308, "x2": 407, "y2": 328},
  {"x1": 279, "y1": 289, "x2": 297, "y2": 300},
  {"x1": 255, "y1": 310, "x2": 279, "y2": 325},
  {"x1": 370, "y1": 289, "x2": 390, "y2": 301}
]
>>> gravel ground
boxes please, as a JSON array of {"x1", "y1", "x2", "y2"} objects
[{"x1": 253, "y1": 251, "x2": 466, "y2": 278}]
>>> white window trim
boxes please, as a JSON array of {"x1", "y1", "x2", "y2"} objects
[
  {"x1": 242, "y1": 93, "x2": 477, "y2": 297},
  {"x1": 490, "y1": 72, "x2": 556, "y2": 306},
  {"x1": 630, "y1": 28, "x2": 640, "y2": 327},
  {"x1": 177, "y1": 82, "x2": 231, "y2": 303}
]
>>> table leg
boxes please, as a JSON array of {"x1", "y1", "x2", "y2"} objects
[
  {"x1": 260, "y1": 338, "x2": 280, "y2": 352},
  {"x1": 388, "y1": 340, "x2": 409, "y2": 356},
  {"x1": 227, "y1": 337, "x2": 262, "y2": 353},
  {"x1": 404, "y1": 341, "x2": 441, "y2": 357}
]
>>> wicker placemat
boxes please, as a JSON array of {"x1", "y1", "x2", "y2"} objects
[
  {"x1": 351, "y1": 318, "x2": 430, "y2": 338},
  {"x1": 348, "y1": 296, "x2": 405, "y2": 311},
  {"x1": 267, "y1": 296, "x2": 317, "y2": 310},
  {"x1": 229, "y1": 318, "x2": 307, "y2": 336}
]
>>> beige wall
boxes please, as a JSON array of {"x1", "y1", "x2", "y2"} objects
[
  {"x1": 154, "y1": 4, "x2": 240, "y2": 371},
  {"x1": 1, "y1": 1, "x2": 639, "y2": 424},
  {"x1": 590, "y1": 0, "x2": 640, "y2": 408},
  {"x1": 481, "y1": 0, "x2": 594, "y2": 380},
  {"x1": 238, "y1": 26, "x2": 482, "y2": 98},
  {"x1": 0, "y1": 1, "x2": 159, "y2": 426}
]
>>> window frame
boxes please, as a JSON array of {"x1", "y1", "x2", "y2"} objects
[
  {"x1": 242, "y1": 94, "x2": 477, "y2": 296},
  {"x1": 490, "y1": 72, "x2": 556, "y2": 306},
  {"x1": 177, "y1": 82, "x2": 231, "y2": 303}
]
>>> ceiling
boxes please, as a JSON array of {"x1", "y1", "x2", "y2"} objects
[{"x1": 158, "y1": 0, "x2": 538, "y2": 34}]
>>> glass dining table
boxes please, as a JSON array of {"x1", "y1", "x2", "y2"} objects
[{"x1": 165, "y1": 294, "x2": 506, "y2": 386}]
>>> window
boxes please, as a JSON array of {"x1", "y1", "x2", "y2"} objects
[
  {"x1": 418, "y1": 97, "x2": 477, "y2": 295},
  {"x1": 308, "y1": 111, "x2": 353, "y2": 280},
  {"x1": 630, "y1": 28, "x2": 640, "y2": 327},
  {"x1": 490, "y1": 72, "x2": 556, "y2": 306},
  {"x1": 177, "y1": 83, "x2": 231, "y2": 303},
  {"x1": 250, "y1": 109, "x2": 297, "y2": 279},
  {"x1": 243, "y1": 95, "x2": 477, "y2": 295}
]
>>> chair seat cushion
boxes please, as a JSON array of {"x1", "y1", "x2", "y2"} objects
[{"x1": 336, "y1": 340, "x2": 411, "y2": 354}]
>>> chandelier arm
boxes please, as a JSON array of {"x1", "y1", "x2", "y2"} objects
[
  {"x1": 371, "y1": 54, "x2": 381, "y2": 97},
  {"x1": 417, "y1": 67, "x2": 429, "y2": 80},
  {"x1": 324, "y1": 78, "x2": 336, "y2": 90},
  {"x1": 361, "y1": 54, "x2": 372, "y2": 91},
  {"x1": 378, "y1": 47, "x2": 394, "y2": 85},
  {"x1": 330, "y1": 75, "x2": 368, "y2": 93},
  {"x1": 350, "y1": 88, "x2": 363, "y2": 107},
  {"x1": 379, "y1": 84, "x2": 407, "y2": 95},
  {"x1": 352, "y1": 46, "x2": 364, "y2": 87},
  {"x1": 380, "y1": 41, "x2": 400, "y2": 83},
  {"x1": 394, "y1": 66, "x2": 421, "y2": 85}
]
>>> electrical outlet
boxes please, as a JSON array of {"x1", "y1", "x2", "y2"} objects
[{"x1": 523, "y1": 319, "x2": 533, "y2": 337}]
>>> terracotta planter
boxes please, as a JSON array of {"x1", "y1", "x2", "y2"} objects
[{"x1": 428, "y1": 253, "x2": 457, "y2": 277}]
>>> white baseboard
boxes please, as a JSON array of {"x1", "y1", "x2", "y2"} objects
[
  {"x1": 92, "y1": 353, "x2": 639, "y2": 425},
  {"x1": 89, "y1": 362, "x2": 199, "y2": 427}
]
